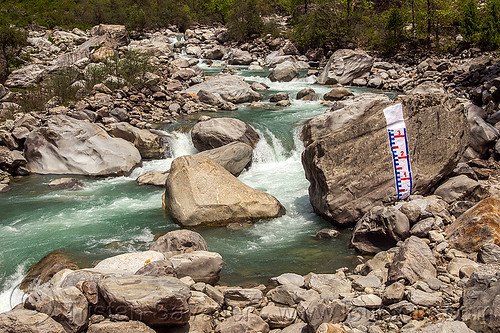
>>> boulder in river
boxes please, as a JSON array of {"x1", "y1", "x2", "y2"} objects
[
  {"x1": 191, "y1": 117, "x2": 259, "y2": 152},
  {"x1": 445, "y1": 197, "x2": 500, "y2": 252},
  {"x1": 186, "y1": 75, "x2": 260, "y2": 104},
  {"x1": 302, "y1": 93, "x2": 469, "y2": 226},
  {"x1": 150, "y1": 230, "x2": 208, "y2": 256},
  {"x1": 268, "y1": 61, "x2": 299, "y2": 82},
  {"x1": 136, "y1": 171, "x2": 169, "y2": 186},
  {"x1": 25, "y1": 115, "x2": 141, "y2": 176},
  {"x1": 198, "y1": 142, "x2": 253, "y2": 176},
  {"x1": 163, "y1": 155, "x2": 285, "y2": 227},
  {"x1": 317, "y1": 49, "x2": 374, "y2": 85}
]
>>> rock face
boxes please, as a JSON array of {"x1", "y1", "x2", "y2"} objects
[
  {"x1": 164, "y1": 155, "x2": 285, "y2": 226},
  {"x1": 0, "y1": 308, "x2": 66, "y2": 333},
  {"x1": 191, "y1": 118, "x2": 260, "y2": 152},
  {"x1": 388, "y1": 236, "x2": 436, "y2": 284},
  {"x1": 107, "y1": 122, "x2": 164, "y2": 159},
  {"x1": 98, "y1": 275, "x2": 191, "y2": 326},
  {"x1": 351, "y1": 206, "x2": 410, "y2": 254},
  {"x1": 317, "y1": 49, "x2": 374, "y2": 85},
  {"x1": 302, "y1": 93, "x2": 469, "y2": 226},
  {"x1": 446, "y1": 197, "x2": 500, "y2": 252},
  {"x1": 25, "y1": 115, "x2": 141, "y2": 176},
  {"x1": 461, "y1": 268, "x2": 500, "y2": 333},
  {"x1": 198, "y1": 142, "x2": 253, "y2": 176},
  {"x1": 186, "y1": 75, "x2": 260, "y2": 103}
]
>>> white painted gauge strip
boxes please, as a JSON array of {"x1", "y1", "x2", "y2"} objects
[{"x1": 383, "y1": 104, "x2": 413, "y2": 200}]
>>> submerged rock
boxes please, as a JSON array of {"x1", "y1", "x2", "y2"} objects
[
  {"x1": 25, "y1": 115, "x2": 141, "y2": 176},
  {"x1": 446, "y1": 197, "x2": 500, "y2": 252},
  {"x1": 163, "y1": 155, "x2": 285, "y2": 226},
  {"x1": 191, "y1": 117, "x2": 260, "y2": 152},
  {"x1": 302, "y1": 93, "x2": 469, "y2": 226},
  {"x1": 47, "y1": 178, "x2": 83, "y2": 190}
]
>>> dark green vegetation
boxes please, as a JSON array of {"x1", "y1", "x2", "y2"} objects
[{"x1": 0, "y1": 0, "x2": 498, "y2": 53}]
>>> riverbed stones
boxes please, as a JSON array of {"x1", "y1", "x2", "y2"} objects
[
  {"x1": 382, "y1": 282, "x2": 405, "y2": 304},
  {"x1": 301, "y1": 299, "x2": 348, "y2": 331},
  {"x1": 323, "y1": 87, "x2": 353, "y2": 101},
  {"x1": 188, "y1": 291, "x2": 220, "y2": 315},
  {"x1": 478, "y1": 243, "x2": 500, "y2": 264},
  {"x1": 136, "y1": 171, "x2": 169, "y2": 186},
  {"x1": 351, "y1": 206, "x2": 410, "y2": 254},
  {"x1": 317, "y1": 49, "x2": 374, "y2": 85},
  {"x1": 98, "y1": 275, "x2": 191, "y2": 326},
  {"x1": 92, "y1": 251, "x2": 165, "y2": 275},
  {"x1": 0, "y1": 308, "x2": 66, "y2": 333},
  {"x1": 25, "y1": 115, "x2": 141, "y2": 176},
  {"x1": 305, "y1": 273, "x2": 352, "y2": 297},
  {"x1": 445, "y1": 197, "x2": 500, "y2": 252},
  {"x1": 191, "y1": 117, "x2": 260, "y2": 152},
  {"x1": 107, "y1": 122, "x2": 163, "y2": 159},
  {"x1": 217, "y1": 313, "x2": 269, "y2": 333},
  {"x1": 407, "y1": 289, "x2": 442, "y2": 307},
  {"x1": 163, "y1": 155, "x2": 285, "y2": 227},
  {"x1": 150, "y1": 230, "x2": 208, "y2": 256},
  {"x1": 187, "y1": 75, "x2": 260, "y2": 104},
  {"x1": 269, "y1": 61, "x2": 299, "y2": 82},
  {"x1": 302, "y1": 93, "x2": 469, "y2": 226},
  {"x1": 25, "y1": 286, "x2": 89, "y2": 332},
  {"x1": 388, "y1": 236, "x2": 436, "y2": 284},
  {"x1": 197, "y1": 142, "x2": 253, "y2": 176},
  {"x1": 47, "y1": 178, "x2": 83, "y2": 190}
]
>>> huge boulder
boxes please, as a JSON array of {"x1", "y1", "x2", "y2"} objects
[
  {"x1": 388, "y1": 236, "x2": 436, "y2": 284},
  {"x1": 461, "y1": 267, "x2": 500, "y2": 333},
  {"x1": 351, "y1": 206, "x2": 410, "y2": 254},
  {"x1": 186, "y1": 75, "x2": 260, "y2": 104},
  {"x1": 228, "y1": 48, "x2": 253, "y2": 65},
  {"x1": 163, "y1": 155, "x2": 285, "y2": 226},
  {"x1": 446, "y1": 197, "x2": 500, "y2": 252},
  {"x1": 191, "y1": 117, "x2": 259, "y2": 152},
  {"x1": 107, "y1": 122, "x2": 164, "y2": 159},
  {"x1": 25, "y1": 115, "x2": 141, "y2": 176},
  {"x1": 317, "y1": 49, "x2": 374, "y2": 85},
  {"x1": 198, "y1": 142, "x2": 253, "y2": 176},
  {"x1": 302, "y1": 93, "x2": 469, "y2": 226},
  {"x1": 98, "y1": 275, "x2": 191, "y2": 326},
  {"x1": 0, "y1": 308, "x2": 66, "y2": 333},
  {"x1": 268, "y1": 61, "x2": 299, "y2": 82}
]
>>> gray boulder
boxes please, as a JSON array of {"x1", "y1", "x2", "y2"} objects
[
  {"x1": 228, "y1": 49, "x2": 253, "y2": 65},
  {"x1": 198, "y1": 142, "x2": 253, "y2": 176},
  {"x1": 299, "y1": 299, "x2": 348, "y2": 332},
  {"x1": 260, "y1": 305, "x2": 297, "y2": 328},
  {"x1": 415, "y1": 320, "x2": 475, "y2": 333},
  {"x1": 163, "y1": 155, "x2": 285, "y2": 226},
  {"x1": 107, "y1": 122, "x2": 164, "y2": 159},
  {"x1": 25, "y1": 115, "x2": 141, "y2": 176},
  {"x1": 150, "y1": 230, "x2": 208, "y2": 256},
  {"x1": 92, "y1": 251, "x2": 165, "y2": 275},
  {"x1": 468, "y1": 116, "x2": 499, "y2": 156},
  {"x1": 187, "y1": 75, "x2": 260, "y2": 104},
  {"x1": 323, "y1": 87, "x2": 353, "y2": 101},
  {"x1": 351, "y1": 206, "x2": 410, "y2": 254},
  {"x1": 269, "y1": 61, "x2": 299, "y2": 82},
  {"x1": 90, "y1": 24, "x2": 130, "y2": 47},
  {"x1": 305, "y1": 273, "x2": 352, "y2": 297},
  {"x1": 0, "y1": 308, "x2": 66, "y2": 333},
  {"x1": 461, "y1": 268, "x2": 500, "y2": 333},
  {"x1": 478, "y1": 243, "x2": 500, "y2": 264},
  {"x1": 224, "y1": 288, "x2": 263, "y2": 308},
  {"x1": 5, "y1": 64, "x2": 46, "y2": 88},
  {"x1": 317, "y1": 49, "x2": 374, "y2": 85},
  {"x1": 388, "y1": 236, "x2": 436, "y2": 284},
  {"x1": 98, "y1": 275, "x2": 191, "y2": 326},
  {"x1": 302, "y1": 93, "x2": 469, "y2": 226},
  {"x1": 48, "y1": 178, "x2": 83, "y2": 190},
  {"x1": 25, "y1": 286, "x2": 89, "y2": 332}
]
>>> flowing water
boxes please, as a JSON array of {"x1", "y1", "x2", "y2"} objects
[{"x1": 0, "y1": 63, "x2": 393, "y2": 313}]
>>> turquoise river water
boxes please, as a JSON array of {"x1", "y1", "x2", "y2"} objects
[{"x1": 0, "y1": 63, "x2": 393, "y2": 312}]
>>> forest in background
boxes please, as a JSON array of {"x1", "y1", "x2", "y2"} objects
[{"x1": 0, "y1": 0, "x2": 499, "y2": 54}]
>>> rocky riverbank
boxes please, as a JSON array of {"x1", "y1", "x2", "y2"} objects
[{"x1": 0, "y1": 23, "x2": 499, "y2": 333}]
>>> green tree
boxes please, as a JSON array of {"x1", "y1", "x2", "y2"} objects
[
  {"x1": 478, "y1": 0, "x2": 500, "y2": 48},
  {"x1": 0, "y1": 22, "x2": 27, "y2": 83},
  {"x1": 226, "y1": 0, "x2": 264, "y2": 41},
  {"x1": 460, "y1": 0, "x2": 480, "y2": 42}
]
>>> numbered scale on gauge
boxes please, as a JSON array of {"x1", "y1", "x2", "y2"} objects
[{"x1": 388, "y1": 128, "x2": 413, "y2": 200}]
